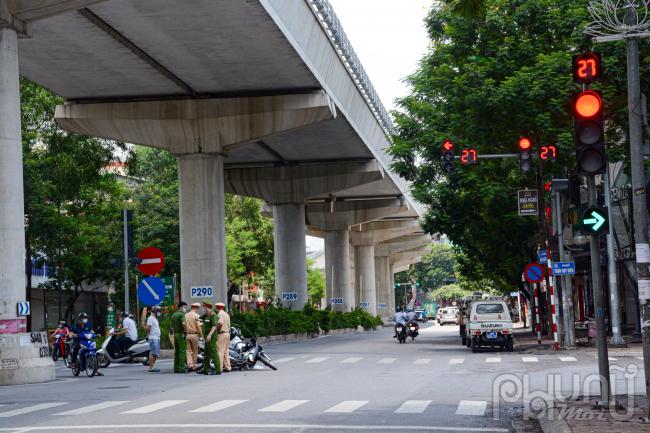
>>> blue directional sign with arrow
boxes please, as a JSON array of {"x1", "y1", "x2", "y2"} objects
[
  {"x1": 138, "y1": 276, "x2": 166, "y2": 306},
  {"x1": 581, "y1": 206, "x2": 608, "y2": 235}
]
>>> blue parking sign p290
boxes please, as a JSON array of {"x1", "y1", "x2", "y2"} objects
[{"x1": 190, "y1": 286, "x2": 213, "y2": 298}]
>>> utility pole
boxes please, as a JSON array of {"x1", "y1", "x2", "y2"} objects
[
  {"x1": 604, "y1": 168, "x2": 625, "y2": 346},
  {"x1": 122, "y1": 208, "x2": 130, "y2": 314},
  {"x1": 626, "y1": 9, "x2": 650, "y2": 415},
  {"x1": 553, "y1": 186, "x2": 575, "y2": 347},
  {"x1": 587, "y1": 176, "x2": 611, "y2": 404}
]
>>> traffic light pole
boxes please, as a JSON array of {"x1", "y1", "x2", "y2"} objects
[
  {"x1": 587, "y1": 175, "x2": 611, "y2": 405},
  {"x1": 625, "y1": 13, "x2": 650, "y2": 417},
  {"x1": 123, "y1": 208, "x2": 130, "y2": 314},
  {"x1": 604, "y1": 168, "x2": 625, "y2": 346}
]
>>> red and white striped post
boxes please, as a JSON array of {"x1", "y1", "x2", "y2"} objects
[
  {"x1": 546, "y1": 246, "x2": 560, "y2": 350},
  {"x1": 533, "y1": 283, "x2": 541, "y2": 345}
]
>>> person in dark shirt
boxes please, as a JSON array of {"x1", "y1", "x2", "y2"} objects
[{"x1": 69, "y1": 312, "x2": 103, "y2": 376}]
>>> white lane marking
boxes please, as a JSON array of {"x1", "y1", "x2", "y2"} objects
[
  {"x1": 341, "y1": 357, "x2": 362, "y2": 364},
  {"x1": 190, "y1": 400, "x2": 248, "y2": 413},
  {"x1": 324, "y1": 400, "x2": 368, "y2": 413},
  {"x1": 55, "y1": 401, "x2": 129, "y2": 416},
  {"x1": 0, "y1": 402, "x2": 67, "y2": 418},
  {"x1": 273, "y1": 358, "x2": 295, "y2": 364},
  {"x1": 414, "y1": 358, "x2": 432, "y2": 365},
  {"x1": 636, "y1": 357, "x2": 644, "y2": 360},
  {"x1": 485, "y1": 357, "x2": 501, "y2": 363},
  {"x1": 455, "y1": 400, "x2": 487, "y2": 416},
  {"x1": 258, "y1": 400, "x2": 309, "y2": 412},
  {"x1": 0, "y1": 423, "x2": 511, "y2": 432},
  {"x1": 609, "y1": 357, "x2": 618, "y2": 361},
  {"x1": 522, "y1": 357, "x2": 538, "y2": 363},
  {"x1": 122, "y1": 400, "x2": 188, "y2": 414},
  {"x1": 559, "y1": 356, "x2": 577, "y2": 362},
  {"x1": 395, "y1": 400, "x2": 432, "y2": 414},
  {"x1": 306, "y1": 357, "x2": 328, "y2": 363},
  {"x1": 378, "y1": 358, "x2": 397, "y2": 364},
  {"x1": 448, "y1": 358, "x2": 465, "y2": 365}
]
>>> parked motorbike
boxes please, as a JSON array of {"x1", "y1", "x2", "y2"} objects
[
  {"x1": 68, "y1": 332, "x2": 98, "y2": 377},
  {"x1": 96, "y1": 328, "x2": 150, "y2": 368},
  {"x1": 394, "y1": 323, "x2": 407, "y2": 343},
  {"x1": 407, "y1": 321, "x2": 419, "y2": 340},
  {"x1": 198, "y1": 327, "x2": 277, "y2": 371}
]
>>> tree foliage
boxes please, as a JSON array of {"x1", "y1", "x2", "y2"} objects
[
  {"x1": 22, "y1": 79, "x2": 126, "y2": 321},
  {"x1": 390, "y1": 0, "x2": 649, "y2": 291},
  {"x1": 405, "y1": 243, "x2": 457, "y2": 290}
]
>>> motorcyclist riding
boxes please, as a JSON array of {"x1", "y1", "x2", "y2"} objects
[
  {"x1": 69, "y1": 313, "x2": 103, "y2": 376},
  {"x1": 394, "y1": 306, "x2": 406, "y2": 325}
]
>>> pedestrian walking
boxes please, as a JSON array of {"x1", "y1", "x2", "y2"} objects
[
  {"x1": 143, "y1": 305, "x2": 162, "y2": 373},
  {"x1": 198, "y1": 302, "x2": 220, "y2": 375},
  {"x1": 171, "y1": 301, "x2": 188, "y2": 373},
  {"x1": 215, "y1": 302, "x2": 232, "y2": 373},
  {"x1": 185, "y1": 302, "x2": 203, "y2": 371}
]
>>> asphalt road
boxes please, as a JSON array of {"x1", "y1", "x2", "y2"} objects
[{"x1": 0, "y1": 323, "x2": 645, "y2": 433}]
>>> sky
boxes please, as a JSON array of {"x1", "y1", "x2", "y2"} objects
[{"x1": 306, "y1": 0, "x2": 432, "y2": 253}]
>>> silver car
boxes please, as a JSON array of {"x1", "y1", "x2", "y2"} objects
[{"x1": 437, "y1": 308, "x2": 459, "y2": 326}]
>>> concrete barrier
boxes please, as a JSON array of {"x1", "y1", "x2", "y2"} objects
[{"x1": 0, "y1": 332, "x2": 55, "y2": 385}]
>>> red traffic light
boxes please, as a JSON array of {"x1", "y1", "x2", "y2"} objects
[
  {"x1": 442, "y1": 139, "x2": 454, "y2": 152},
  {"x1": 573, "y1": 52, "x2": 602, "y2": 83},
  {"x1": 518, "y1": 137, "x2": 532, "y2": 151},
  {"x1": 574, "y1": 90, "x2": 602, "y2": 119}
]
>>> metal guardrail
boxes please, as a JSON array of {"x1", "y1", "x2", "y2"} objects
[{"x1": 306, "y1": 0, "x2": 395, "y2": 137}]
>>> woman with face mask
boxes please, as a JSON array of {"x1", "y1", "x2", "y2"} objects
[{"x1": 69, "y1": 312, "x2": 104, "y2": 376}]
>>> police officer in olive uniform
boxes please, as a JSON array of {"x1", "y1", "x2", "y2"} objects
[
  {"x1": 171, "y1": 301, "x2": 188, "y2": 373},
  {"x1": 198, "y1": 302, "x2": 220, "y2": 375}
]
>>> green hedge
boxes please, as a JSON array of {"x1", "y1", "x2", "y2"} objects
[{"x1": 231, "y1": 306, "x2": 383, "y2": 338}]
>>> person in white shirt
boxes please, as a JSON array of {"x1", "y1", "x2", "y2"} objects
[
  {"x1": 114, "y1": 312, "x2": 138, "y2": 354},
  {"x1": 406, "y1": 310, "x2": 417, "y2": 322},
  {"x1": 144, "y1": 305, "x2": 161, "y2": 373}
]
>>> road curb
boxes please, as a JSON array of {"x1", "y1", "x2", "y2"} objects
[{"x1": 534, "y1": 408, "x2": 573, "y2": 433}]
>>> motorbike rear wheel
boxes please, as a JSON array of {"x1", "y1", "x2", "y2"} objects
[
  {"x1": 85, "y1": 355, "x2": 97, "y2": 377},
  {"x1": 258, "y1": 353, "x2": 277, "y2": 371},
  {"x1": 97, "y1": 352, "x2": 110, "y2": 368},
  {"x1": 52, "y1": 346, "x2": 59, "y2": 362}
]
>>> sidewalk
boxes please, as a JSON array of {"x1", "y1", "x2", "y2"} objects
[
  {"x1": 536, "y1": 395, "x2": 650, "y2": 433},
  {"x1": 514, "y1": 326, "x2": 643, "y2": 358}
]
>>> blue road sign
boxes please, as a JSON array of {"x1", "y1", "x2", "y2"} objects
[
  {"x1": 524, "y1": 262, "x2": 545, "y2": 283},
  {"x1": 552, "y1": 261, "x2": 576, "y2": 275},
  {"x1": 138, "y1": 276, "x2": 166, "y2": 306},
  {"x1": 17, "y1": 301, "x2": 30, "y2": 316},
  {"x1": 538, "y1": 249, "x2": 548, "y2": 263}
]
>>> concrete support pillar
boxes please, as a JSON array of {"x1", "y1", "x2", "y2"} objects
[
  {"x1": 374, "y1": 255, "x2": 391, "y2": 321},
  {"x1": 354, "y1": 245, "x2": 377, "y2": 315},
  {"x1": 178, "y1": 154, "x2": 227, "y2": 305},
  {"x1": 273, "y1": 203, "x2": 308, "y2": 308},
  {"x1": 325, "y1": 230, "x2": 351, "y2": 312},
  {"x1": 0, "y1": 26, "x2": 25, "y2": 323}
]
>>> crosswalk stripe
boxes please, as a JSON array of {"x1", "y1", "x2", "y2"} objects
[
  {"x1": 259, "y1": 400, "x2": 309, "y2": 412},
  {"x1": 636, "y1": 357, "x2": 644, "y2": 360},
  {"x1": 455, "y1": 400, "x2": 487, "y2": 416},
  {"x1": 0, "y1": 402, "x2": 67, "y2": 418},
  {"x1": 306, "y1": 357, "x2": 328, "y2": 364},
  {"x1": 324, "y1": 400, "x2": 368, "y2": 413},
  {"x1": 485, "y1": 357, "x2": 501, "y2": 363},
  {"x1": 341, "y1": 357, "x2": 362, "y2": 364},
  {"x1": 123, "y1": 400, "x2": 188, "y2": 414},
  {"x1": 414, "y1": 358, "x2": 431, "y2": 365},
  {"x1": 273, "y1": 358, "x2": 295, "y2": 364},
  {"x1": 448, "y1": 358, "x2": 465, "y2": 365},
  {"x1": 378, "y1": 357, "x2": 397, "y2": 364},
  {"x1": 522, "y1": 357, "x2": 538, "y2": 363},
  {"x1": 609, "y1": 357, "x2": 618, "y2": 361},
  {"x1": 55, "y1": 401, "x2": 129, "y2": 416},
  {"x1": 395, "y1": 400, "x2": 431, "y2": 414},
  {"x1": 559, "y1": 356, "x2": 577, "y2": 362},
  {"x1": 190, "y1": 399, "x2": 248, "y2": 413}
]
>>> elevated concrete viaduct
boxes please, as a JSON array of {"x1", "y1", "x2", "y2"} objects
[{"x1": 0, "y1": 0, "x2": 431, "y2": 384}]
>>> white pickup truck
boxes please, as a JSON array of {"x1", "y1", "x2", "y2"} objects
[{"x1": 465, "y1": 299, "x2": 514, "y2": 353}]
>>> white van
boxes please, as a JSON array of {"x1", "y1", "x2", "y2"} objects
[{"x1": 466, "y1": 299, "x2": 514, "y2": 353}]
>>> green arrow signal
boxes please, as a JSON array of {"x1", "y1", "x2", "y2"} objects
[{"x1": 584, "y1": 210, "x2": 605, "y2": 231}]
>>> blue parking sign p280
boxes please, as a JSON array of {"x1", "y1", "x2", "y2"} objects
[{"x1": 190, "y1": 286, "x2": 213, "y2": 298}]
